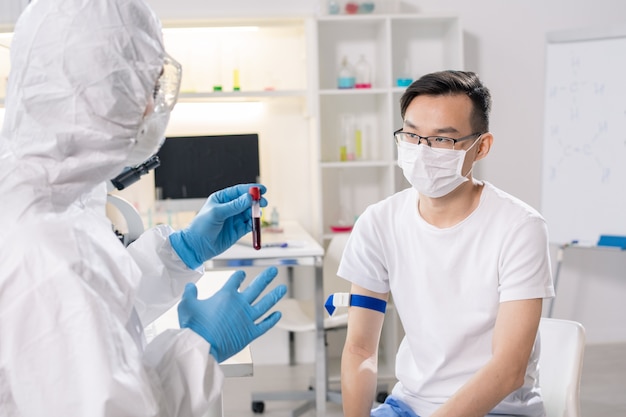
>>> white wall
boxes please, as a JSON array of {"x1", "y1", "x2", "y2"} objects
[
  {"x1": 548, "y1": 246, "x2": 626, "y2": 344},
  {"x1": 0, "y1": 0, "x2": 28, "y2": 26}
]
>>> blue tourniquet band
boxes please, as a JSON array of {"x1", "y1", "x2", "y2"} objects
[
  {"x1": 324, "y1": 293, "x2": 387, "y2": 316},
  {"x1": 350, "y1": 294, "x2": 387, "y2": 314}
]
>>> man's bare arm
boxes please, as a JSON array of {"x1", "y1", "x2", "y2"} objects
[{"x1": 341, "y1": 283, "x2": 390, "y2": 417}]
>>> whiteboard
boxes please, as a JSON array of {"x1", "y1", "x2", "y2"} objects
[{"x1": 541, "y1": 26, "x2": 626, "y2": 245}]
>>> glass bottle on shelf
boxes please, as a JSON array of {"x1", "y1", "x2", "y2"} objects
[
  {"x1": 397, "y1": 58, "x2": 413, "y2": 87},
  {"x1": 341, "y1": 115, "x2": 355, "y2": 161},
  {"x1": 354, "y1": 117, "x2": 371, "y2": 160},
  {"x1": 339, "y1": 114, "x2": 348, "y2": 161},
  {"x1": 327, "y1": 0, "x2": 340, "y2": 14},
  {"x1": 212, "y1": 44, "x2": 223, "y2": 92},
  {"x1": 357, "y1": 116, "x2": 373, "y2": 161},
  {"x1": 270, "y1": 207, "x2": 280, "y2": 227},
  {"x1": 355, "y1": 126, "x2": 363, "y2": 160},
  {"x1": 232, "y1": 52, "x2": 241, "y2": 91},
  {"x1": 337, "y1": 56, "x2": 355, "y2": 89},
  {"x1": 354, "y1": 55, "x2": 372, "y2": 89}
]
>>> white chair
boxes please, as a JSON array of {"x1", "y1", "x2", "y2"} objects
[
  {"x1": 538, "y1": 317, "x2": 586, "y2": 417},
  {"x1": 251, "y1": 233, "x2": 393, "y2": 416}
]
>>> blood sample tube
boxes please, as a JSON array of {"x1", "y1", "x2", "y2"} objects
[{"x1": 249, "y1": 186, "x2": 261, "y2": 250}]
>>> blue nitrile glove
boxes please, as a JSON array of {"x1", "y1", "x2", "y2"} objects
[
  {"x1": 178, "y1": 266, "x2": 287, "y2": 363},
  {"x1": 169, "y1": 184, "x2": 268, "y2": 269}
]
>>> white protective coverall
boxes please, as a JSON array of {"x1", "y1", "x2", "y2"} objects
[{"x1": 0, "y1": 0, "x2": 222, "y2": 416}]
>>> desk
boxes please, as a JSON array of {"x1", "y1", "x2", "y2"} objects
[
  {"x1": 206, "y1": 348, "x2": 254, "y2": 417},
  {"x1": 221, "y1": 345, "x2": 253, "y2": 377},
  {"x1": 207, "y1": 220, "x2": 329, "y2": 414}
]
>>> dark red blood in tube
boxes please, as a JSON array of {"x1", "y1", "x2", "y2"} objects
[
  {"x1": 252, "y1": 217, "x2": 261, "y2": 250},
  {"x1": 249, "y1": 186, "x2": 261, "y2": 250}
]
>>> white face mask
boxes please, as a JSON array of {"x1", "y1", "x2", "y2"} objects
[{"x1": 397, "y1": 138, "x2": 479, "y2": 198}]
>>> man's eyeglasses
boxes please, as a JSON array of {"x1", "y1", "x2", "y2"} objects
[
  {"x1": 394, "y1": 128, "x2": 483, "y2": 150},
  {"x1": 153, "y1": 53, "x2": 182, "y2": 113}
]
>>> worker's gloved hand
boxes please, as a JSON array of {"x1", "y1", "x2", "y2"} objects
[
  {"x1": 178, "y1": 266, "x2": 287, "y2": 363},
  {"x1": 169, "y1": 184, "x2": 268, "y2": 269}
]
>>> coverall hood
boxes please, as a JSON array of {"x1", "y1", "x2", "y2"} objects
[{"x1": 0, "y1": 0, "x2": 164, "y2": 214}]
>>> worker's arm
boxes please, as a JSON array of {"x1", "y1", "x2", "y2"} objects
[
  {"x1": 341, "y1": 283, "x2": 389, "y2": 417},
  {"x1": 430, "y1": 297, "x2": 543, "y2": 417}
]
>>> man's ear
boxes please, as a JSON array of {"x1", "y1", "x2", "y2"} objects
[{"x1": 475, "y1": 132, "x2": 493, "y2": 161}]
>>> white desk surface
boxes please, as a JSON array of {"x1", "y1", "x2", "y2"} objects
[
  {"x1": 208, "y1": 220, "x2": 323, "y2": 266},
  {"x1": 220, "y1": 346, "x2": 253, "y2": 377}
]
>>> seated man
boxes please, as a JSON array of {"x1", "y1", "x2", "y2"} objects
[{"x1": 339, "y1": 70, "x2": 554, "y2": 417}]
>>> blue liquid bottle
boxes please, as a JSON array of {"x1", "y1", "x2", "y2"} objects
[{"x1": 337, "y1": 56, "x2": 355, "y2": 89}]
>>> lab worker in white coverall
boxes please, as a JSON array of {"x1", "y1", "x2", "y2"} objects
[{"x1": 0, "y1": 0, "x2": 288, "y2": 416}]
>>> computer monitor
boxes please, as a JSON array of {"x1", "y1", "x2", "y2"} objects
[{"x1": 154, "y1": 133, "x2": 260, "y2": 212}]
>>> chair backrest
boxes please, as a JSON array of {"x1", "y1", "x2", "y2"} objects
[
  {"x1": 323, "y1": 233, "x2": 352, "y2": 296},
  {"x1": 538, "y1": 318, "x2": 586, "y2": 417}
]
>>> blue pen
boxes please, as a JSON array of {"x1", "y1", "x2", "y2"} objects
[
  {"x1": 263, "y1": 242, "x2": 288, "y2": 248},
  {"x1": 238, "y1": 241, "x2": 288, "y2": 248}
]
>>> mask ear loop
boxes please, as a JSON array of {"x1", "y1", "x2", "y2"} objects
[
  {"x1": 467, "y1": 134, "x2": 483, "y2": 152},
  {"x1": 462, "y1": 135, "x2": 484, "y2": 178},
  {"x1": 474, "y1": 133, "x2": 492, "y2": 159}
]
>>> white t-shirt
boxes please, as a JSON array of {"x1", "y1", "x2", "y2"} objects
[{"x1": 338, "y1": 182, "x2": 555, "y2": 417}]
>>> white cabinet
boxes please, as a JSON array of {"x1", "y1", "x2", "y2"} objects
[{"x1": 314, "y1": 14, "x2": 463, "y2": 240}]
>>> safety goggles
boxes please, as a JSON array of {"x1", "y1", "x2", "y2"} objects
[{"x1": 153, "y1": 52, "x2": 182, "y2": 113}]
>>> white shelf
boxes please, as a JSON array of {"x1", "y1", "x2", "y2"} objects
[
  {"x1": 314, "y1": 13, "x2": 463, "y2": 238},
  {"x1": 179, "y1": 89, "x2": 308, "y2": 101},
  {"x1": 319, "y1": 88, "x2": 389, "y2": 95},
  {"x1": 320, "y1": 160, "x2": 390, "y2": 168},
  {"x1": 162, "y1": 19, "x2": 309, "y2": 96}
]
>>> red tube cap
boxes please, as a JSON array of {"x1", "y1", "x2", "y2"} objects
[{"x1": 249, "y1": 186, "x2": 261, "y2": 201}]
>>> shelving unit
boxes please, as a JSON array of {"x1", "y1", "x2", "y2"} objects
[
  {"x1": 0, "y1": 14, "x2": 463, "y2": 243},
  {"x1": 314, "y1": 14, "x2": 463, "y2": 240},
  {"x1": 162, "y1": 19, "x2": 310, "y2": 94},
  {"x1": 155, "y1": 18, "x2": 322, "y2": 237}
]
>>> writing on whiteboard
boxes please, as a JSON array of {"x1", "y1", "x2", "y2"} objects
[{"x1": 541, "y1": 35, "x2": 626, "y2": 244}]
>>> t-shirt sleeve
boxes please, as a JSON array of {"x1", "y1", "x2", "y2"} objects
[
  {"x1": 498, "y1": 215, "x2": 555, "y2": 302},
  {"x1": 337, "y1": 206, "x2": 390, "y2": 294}
]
